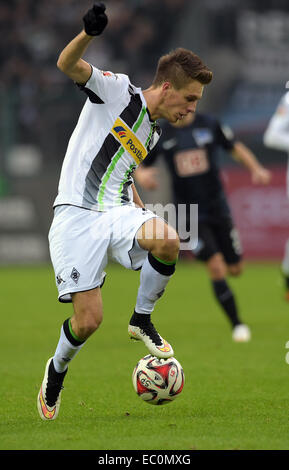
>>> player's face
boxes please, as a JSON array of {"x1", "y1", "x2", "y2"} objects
[
  {"x1": 161, "y1": 80, "x2": 204, "y2": 123},
  {"x1": 172, "y1": 112, "x2": 195, "y2": 128}
]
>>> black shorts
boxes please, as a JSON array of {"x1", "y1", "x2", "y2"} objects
[{"x1": 193, "y1": 217, "x2": 243, "y2": 265}]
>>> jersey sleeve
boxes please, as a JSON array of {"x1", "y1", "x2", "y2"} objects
[
  {"x1": 77, "y1": 65, "x2": 130, "y2": 104},
  {"x1": 263, "y1": 93, "x2": 289, "y2": 152},
  {"x1": 214, "y1": 120, "x2": 235, "y2": 151}
]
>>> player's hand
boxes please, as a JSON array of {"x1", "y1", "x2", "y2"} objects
[
  {"x1": 134, "y1": 167, "x2": 160, "y2": 190},
  {"x1": 251, "y1": 166, "x2": 272, "y2": 185},
  {"x1": 83, "y1": 3, "x2": 108, "y2": 36}
]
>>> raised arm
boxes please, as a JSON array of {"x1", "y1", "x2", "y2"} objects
[{"x1": 56, "y1": 3, "x2": 108, "y2": 85}]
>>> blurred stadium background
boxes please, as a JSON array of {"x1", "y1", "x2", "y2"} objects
[{"x1": 1, "y1": 0, "x2": 289, "y2": 264}]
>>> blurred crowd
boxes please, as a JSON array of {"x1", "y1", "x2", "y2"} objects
[{"x1": 0, "y1": 0, "x2": 187, "y2": 164}]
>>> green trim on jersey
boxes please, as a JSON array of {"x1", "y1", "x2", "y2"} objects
[
  {"x1": 117, "y1": 163, "x2": 136, "y2": 205},
  {"x1": 133, "y1": 107, "x2": 146, "y2": 133},
  {"x1": 97, "y1": 147, "x2": 125, "y2": 210},
  {"x1": 97, "y1": 106, "x2": 148, "y2": 210},
  {"x1": 145, "y1": 125, "x2": 154, "y2": 149}
]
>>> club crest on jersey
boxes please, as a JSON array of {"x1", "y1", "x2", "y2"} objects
[{"x1": 111, "y1": 118, "x2": 148, "y2": 164}]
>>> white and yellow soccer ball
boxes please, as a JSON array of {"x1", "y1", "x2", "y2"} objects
[{"x1": 132, "y1": 355, "x2": 184, "y2": 405}]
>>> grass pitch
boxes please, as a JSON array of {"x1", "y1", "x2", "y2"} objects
[{"x1": 1, "y1": 260, "x2": 289, "y2": 450}]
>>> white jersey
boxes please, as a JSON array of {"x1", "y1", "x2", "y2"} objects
[
  {"x1": 263, "y1": 92, "x2": 289, "y2": 197},
  {"x1": 54, "y1": 66, "x2": 161, "y2": 211}
]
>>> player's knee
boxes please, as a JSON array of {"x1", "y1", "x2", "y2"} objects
[
  {"x1": 78, "y1": 313, "x2": 102, "y2": 338},
  {"x1": 72, "y1": 288, "x2": 103, "y2": 338},
  {"x1": 164, "y1": 233, "x2": 180, "y2": 257},
  {"x1": 228, "y1": 263, "x2": 243, "y2": 277},
  {"x1": 155, "y1": 230, "x2": 180, "y2": 261},
  {"x1": 138, "y1": 219, "x2": 179, "y2": 261},
  {"x1": 210, "y1": 266, "x2": 226, "y2": 280},
  {"x1": 207, "y1": 254, "x2": 227, "y2": 280},
  {"x1": 72, "y1": 306, "x2": 103, "y2": 338}
]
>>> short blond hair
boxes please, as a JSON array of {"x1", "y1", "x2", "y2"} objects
[{"x1": 152, "y1": 48, "x2": 212, "y2": 89}]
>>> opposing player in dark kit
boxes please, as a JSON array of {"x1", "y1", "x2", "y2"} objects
[{"x1": 135, "y1": 112, "x2": 271, "y2": 341}]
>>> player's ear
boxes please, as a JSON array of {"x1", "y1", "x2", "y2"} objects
[
  {"x1": 161, "y1": 81, "x2": 173, "y2": 98},
  {"x1": 162, "y1": 81, "x2": 172, "y2": 91}
]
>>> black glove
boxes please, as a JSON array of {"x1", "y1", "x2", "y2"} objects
[{"x1": 83, "y1": 3, "x2": 108, "y2": 36}]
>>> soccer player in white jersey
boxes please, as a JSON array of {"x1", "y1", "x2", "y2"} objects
[
  {"x1": 264, "y1": 90, "x2": 289, "y2": 299},
  {"x1": 37, "y1": 2, "x2": 212, "y2": 420}
]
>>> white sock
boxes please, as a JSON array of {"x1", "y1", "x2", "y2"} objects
[
  {"x1": 53, "y1": 319, "x2": 85, "y2": 373},
  {"x1": 135, "y1": 253, "x2": 176, "y2": 314}
]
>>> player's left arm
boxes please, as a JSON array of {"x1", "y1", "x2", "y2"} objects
[
  {"x1": 132, "y1": 183, "x2": 145, "y2": 209},
  {"x1": 231, "y1": 141, "x2": 272, "y2": 185}
]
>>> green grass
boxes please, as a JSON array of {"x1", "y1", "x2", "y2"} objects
[{"x1": 1, "y1": 260, "x2": 289, "y2": 450}]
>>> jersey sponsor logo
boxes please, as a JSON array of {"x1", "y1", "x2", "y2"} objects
[
  {"x1": 111, "y1": 117, "x2": 148, "y2": 164},
  {"x1": 113, "y1": 126, "x2": 127, "y2": 138},
  {"x1": 174, "y1": 149, "x2": 209, "y2": 177}
]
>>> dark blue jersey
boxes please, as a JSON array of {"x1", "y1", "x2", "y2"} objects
[{"x1": 143, "y1": 113, "x2": 235, "y2": 222}]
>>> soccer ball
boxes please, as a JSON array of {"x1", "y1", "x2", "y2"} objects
[{"x1": 132, "y1": 354, "x2": 184, "y2": 405}]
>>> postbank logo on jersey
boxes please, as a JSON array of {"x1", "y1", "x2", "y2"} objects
[
  {"x1": 112, "y1": 118, "x2": 148, "y2": 164},
  {"x1": 113, "y1": 126, "x2": 127, "y2": 138}
]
